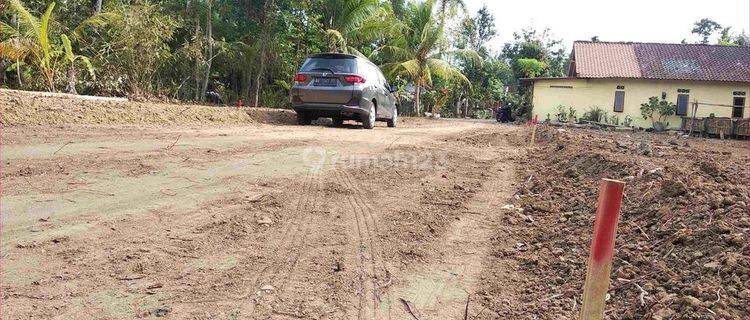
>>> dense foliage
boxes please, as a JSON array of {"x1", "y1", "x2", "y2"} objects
[
  {"x1": 3, "y1": 1, "x2": 741, "y2": 118},
  {"x1": 1, "y1": 0, "x2": 571, "y2": 118}
]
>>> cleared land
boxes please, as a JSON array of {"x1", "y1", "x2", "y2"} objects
[{"x1": 1, "y1": 91, "x2": 748, "y2": 319}]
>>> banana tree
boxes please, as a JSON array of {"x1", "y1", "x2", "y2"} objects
[
  {"x1": 1, "y1": 0, "x2": 105, "y2": 92},
  {"x1": 61, "y1": 34, "x2": 94, "y2": 94},
  {"x1": 0, "y1": 0, "x2": 59, "y2": 91}
]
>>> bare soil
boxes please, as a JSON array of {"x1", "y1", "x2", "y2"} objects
[
  {"x1": 1, "y1": 91, "x2": 522, "y2": 319},
  {"x1": 476, "y1": 126, "x2": 749, "y2": 319},
  {"x1": 2, "y1": 91, "x2": 747, "y2": 319}
]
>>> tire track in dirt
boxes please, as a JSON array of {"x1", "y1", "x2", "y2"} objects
[
  {"x1": 341, "y1": 169, "x2": 393, "y2": 319},
  {"x1": 335, "y1": 168, "x2": 392, "y2": 320},
  {"x1": 274, "y1": 171, "x2": 322, "y2": 289},
  {"x1": 235, "y1": 169, "x2": 321, "y2": 308},
  {"x1": 172, "y1": 171, "x2": 319, "y2": 306}
]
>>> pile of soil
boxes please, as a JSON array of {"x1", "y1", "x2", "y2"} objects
[
  {"x1": 0, "y1": 89, "x2": 295, "y2": 126},
  {"x1": 480, "y1": 126, "x2": 749, "y2": 319}
]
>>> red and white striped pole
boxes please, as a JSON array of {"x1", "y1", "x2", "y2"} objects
[{"x1": 580, "y1": 179, "x2": 625, "y2": 320}]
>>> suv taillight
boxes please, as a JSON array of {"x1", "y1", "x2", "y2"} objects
[
  {"x1": 294, "y1": 74, "x2": 307, "y2": 82},
  {"x1": 344, "y1": 75, "x2": 366, "y2": 84}
]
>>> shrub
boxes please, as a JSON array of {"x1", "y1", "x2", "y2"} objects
[
  {"x1": 607, "y1": 115, "x2": 620, "y2": 126},
  {"x1": 567, "y1": 107, "x2": 577, "y2": 122},
  {"x1": 640, "y1": 96, "x2": 676, "y2": 128},
  {"x1": 555, "y1": 105, "x2": 568, "y2": 122},
  {"x1": 582, "y1": 106, "x2": 607, "y2": 122},
  {"x1": 623, "y1": 115, "x2": 634, "y2": 127}
]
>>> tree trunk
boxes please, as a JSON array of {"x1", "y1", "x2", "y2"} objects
[
  {"x1": 254, "y1": 60, "x2": 264, "y2": 107},
  {"x1": 66, "y1": 66, "x2": 77, "y2": 94},
  {"x1": 200, "y1": 0, "x2": 213, "y2": 102},
  {"x1": 414, "y1": 85, "x2": 421, "y2": 116},
  {"x1": 464, "y1": 98, "x2": 469, "y2": 118},
  {"x1": 454, "y1": 93, "x2": 461, "y2": 117},
  {"x1": 245, "y1": 70, "x2": 253, "y2": 100},
  {"x1": 15, "y1": 56, "x2": 22, "y2": 86},
  {"x1": 92, "y1": 0, "x2": 102, "y2": 13},
  {"x1": 193, "y1": 16, "x2": 201, "y2": 101},
  {"x1": 254, "y1": 0, "x2": 275, "y2": 107}
]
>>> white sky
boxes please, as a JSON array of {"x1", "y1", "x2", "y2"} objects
[{"x1": 464, "y1": 0, "x2": 750, "y2": 53}]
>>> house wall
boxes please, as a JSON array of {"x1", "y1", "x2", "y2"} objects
[{"x1": 531, "y1": 78, "x2": 750, "y2": 128}]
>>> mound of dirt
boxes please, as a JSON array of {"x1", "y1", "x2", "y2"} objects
[
  {"x1": 479, "y1": 126, "x2": 749, "y2": 319},
  {"x1": 0, "y1": 89, "x2": 294, "y2": 126},
  {"x1": 245, "y1": 107, "x2": 297, "y2": 125}
]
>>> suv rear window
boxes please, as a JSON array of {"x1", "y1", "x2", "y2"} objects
[{"x1": 300, "y1": 58, "x2": 357, "y2": 74}]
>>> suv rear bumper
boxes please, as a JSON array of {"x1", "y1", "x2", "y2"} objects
[{"x1": 292, "y1": 103, "x2": 370, "y2": 119}]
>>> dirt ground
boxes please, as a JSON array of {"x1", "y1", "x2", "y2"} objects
[
  {"x1": 478, "y1": 126, "x2": 749, "y2": 320},
  {"x1": 1, "y1": 92, "x2": 524, "y2": 319},
  {"x1": 2, "y1": 91, "x2": 748, "y2": 319}
]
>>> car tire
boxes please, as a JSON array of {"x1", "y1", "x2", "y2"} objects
[
  {"x1": 361, "y1": 103, "x2": 375, "y2": 129},
  {"x1": 332, "y1": 117, "x2": 344, "y2": 127},
  {"x1": 297, "y1": 112, "x2": 312, "y2": 125},
  {"x1": 387, "y1": 107, "x2": 398, "y2": 128}
]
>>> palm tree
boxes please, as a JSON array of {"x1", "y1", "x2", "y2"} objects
[
  {"x1": 381, "y1": 0, "x2": 479, "y2": 115},
  {"x1": 436, "y1": 0, "x2": 466, "y2": 21},
  {"x1": 320, "y1": 0, "x2": 380, "y2": 54}
]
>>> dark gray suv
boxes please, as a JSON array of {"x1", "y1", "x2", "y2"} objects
[{"x1": 290, "y1": 53, "x2": 398, "y2": 129}]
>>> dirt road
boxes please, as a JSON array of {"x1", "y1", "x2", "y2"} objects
[{"x1": 2, "y1": 118, "x2": 523, "y2": 319}]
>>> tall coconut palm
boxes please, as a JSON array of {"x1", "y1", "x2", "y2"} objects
[
  {"x1": 320, "y1": 0, "x2": 381, "y2": 54},
  {"x1": 436, "y1": 0, "x2": 466, "y2": 22},
  {"x1": 381, "y1": 0, "x2": 479, "y2": 115}
]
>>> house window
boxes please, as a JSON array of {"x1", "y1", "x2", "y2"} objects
[
  {"x1": 616, "y1": 85, "x2": 625, "y2": 90},
  {"x1": 676, "y1": 94, "x2": 689, "y2": 116},
  {"x1": 550, "y1": 85, "x2": 573, "y2": 89},
  {"x1": 613, "y1": 90, "x2": 625, "y2": 112},
  {"x1": 733, "y1": 96, "x2": 746, "y2": 118},
  {"x1": 678, "y1": 88, "x2": 690, "y2": 94},
  {"x1": 733, "y1": 91, "x2": 746, "y2": 96}
]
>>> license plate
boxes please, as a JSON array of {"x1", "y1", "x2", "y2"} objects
[{"x1": 314, "y1": 78, "x2": 337, "y2": 86}]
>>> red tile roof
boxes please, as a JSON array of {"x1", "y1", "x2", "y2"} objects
[
  {"x1": 573, "y1": 42, "x2": 641, "y2": 78},
  {"x1": 571, "y1": 41, "x2": 750, "y2": 82}
]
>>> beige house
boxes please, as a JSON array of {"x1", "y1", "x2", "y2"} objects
[{"x1": 526, "y1": 41, "x2": 750, "y2": 128}]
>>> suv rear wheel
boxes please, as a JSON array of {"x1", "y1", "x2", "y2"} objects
[
  {"x1": 297, "y1": 112, "x2": 312, "y2": 125},
  {"x1": 361, "y1": 102, "x2": 376, "y2": 129}
]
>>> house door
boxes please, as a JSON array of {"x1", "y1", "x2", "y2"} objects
[
  {"x1": 676, "y1": 94, "x2": 689, "y2": 116},
  {"x1": 733, "y1": 97, "x2": 745, "y2": 118}
]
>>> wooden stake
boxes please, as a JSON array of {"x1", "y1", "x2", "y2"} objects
[
  {"x1": 580, "y1": 179, "x2": 625, "y2": 320},
  {"x1": 529, "y1": 125, "x2": 538, "y2": 147}
]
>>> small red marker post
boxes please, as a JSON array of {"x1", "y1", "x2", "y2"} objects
[{"x1": 580, "y1": 179, "x2": 625, "y2": 320}]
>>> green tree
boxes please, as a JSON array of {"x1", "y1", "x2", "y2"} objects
[
  {"x1": 502, "y1": 27, "x2": 567, "y2": 79},
  {"x1": 436, "y1": 0, "x2": 466, "y2": 22},
  {"x1": 1, "y1": 1, "x2": 60, "y2": 91},
  {"x1": 515, "y1": 58, "x2": 545, "y2": 78},
  {"x1": 717, "y1": 27, "x2": 749, "y2": 46},
  {"x1": 321, "y1": 0, "x2": 380, "y2": 53},
  {"x1": 381, "y1": 0, "x2": 478, "y2": 116},
  {"x1": 692, "y1": 18, "x2": 722, "y2": 44}
]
